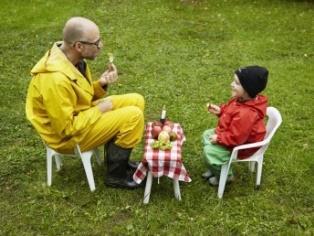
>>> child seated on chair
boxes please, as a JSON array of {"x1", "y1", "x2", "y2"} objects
[{"x1": 202, "y1": 65, "x2": 269, "y2": 186}]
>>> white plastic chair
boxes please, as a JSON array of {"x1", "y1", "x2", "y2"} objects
[
  {"x1": 46, "y1": 144, "x2": 102, "y2": 192},
  {"x1": 217, "y1": 107, "x2": 282, "y2": 198}
]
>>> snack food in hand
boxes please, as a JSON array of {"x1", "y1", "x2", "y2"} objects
[
  {"x1": 207, "y1": 103, "x2": 212, "y2": 111},
  {"x1": 108, "y1": 53, "x2": 114, "y2": 63}
]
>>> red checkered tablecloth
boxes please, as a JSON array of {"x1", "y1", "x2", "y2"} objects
[{"x1": 133, "y1": 122, "x2": 192, "y2": 184}]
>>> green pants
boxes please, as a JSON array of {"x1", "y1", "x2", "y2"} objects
[{"x1": 202, "y1": 129, "x2": 233, "y2": 176}]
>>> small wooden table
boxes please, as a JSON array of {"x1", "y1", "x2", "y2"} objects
[{"x1": 133, "y1": 122, "x2": 191, "y2": 204}]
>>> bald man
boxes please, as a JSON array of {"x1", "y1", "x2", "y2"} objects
[{"x1": 26, "y1": 17, "x2": 145, "y2": 189}]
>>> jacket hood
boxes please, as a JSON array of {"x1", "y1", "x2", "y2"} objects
[
  {"x1": 239, "y1": 95, "x2": 268, "y2": 118},
  {"x1": 30, "y1": 42, "x2": 81, "y2": 80}
]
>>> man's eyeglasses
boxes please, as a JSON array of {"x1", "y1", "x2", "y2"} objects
[{"x1": 76, "y1": 38, "x2": 102, "y2": 49}]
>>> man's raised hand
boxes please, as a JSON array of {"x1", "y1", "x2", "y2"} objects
[{"x1": 99, "y1": 63, "x2": 118, "y2": 86}]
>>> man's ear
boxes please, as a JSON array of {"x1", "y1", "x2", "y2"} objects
[{"x1": 73, "y1": 42, "x2": 83, "y2": 52}]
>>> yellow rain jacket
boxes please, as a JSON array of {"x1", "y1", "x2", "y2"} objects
[{"x1": 26, "y1": 42, "x2": 106, "y2": 151}]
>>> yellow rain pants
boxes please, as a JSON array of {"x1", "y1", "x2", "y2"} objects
[{"x1": 79, "y1": 93, "x2": 145, "y2": 152}]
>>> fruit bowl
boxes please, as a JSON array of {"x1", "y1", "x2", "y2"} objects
[
  {"x1": 151, "y1": 120, "x2": 177, "y2": 150},
  {"x1": 151, "y1": 120, "x2": 175, "y2": 140}
]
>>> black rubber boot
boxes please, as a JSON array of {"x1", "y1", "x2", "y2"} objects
[
  {"x1": 105, "y1": 141, "x2": 141, "y2": 189},
  {"x1": 128, "y1": 160, "x2": 140, "y2": 171}
]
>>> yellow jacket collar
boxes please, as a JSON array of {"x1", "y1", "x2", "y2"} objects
[
  {"x1": 31, "y1": 42, "x2": 86, "y2": 81},
  {"x1": 31, "y1": 42, "x2": 93, "y2": 95}
]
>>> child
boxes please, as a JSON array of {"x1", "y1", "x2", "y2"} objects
[{"x1": 202, "y1": 65, "x2": 269, "y2": 186}]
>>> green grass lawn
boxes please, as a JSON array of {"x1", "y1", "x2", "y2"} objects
[{"x1": 0, "y1": 0, "x2": 313, "y2": 234}]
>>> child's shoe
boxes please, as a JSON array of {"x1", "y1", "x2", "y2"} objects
[
  {"x1": 208, "y1": 175, "x2": 235, "y2": 186},
  {"x1": 208, "y1": 176, "x2": 219, "y2": 186},
  {"x1": 201, "y1": 169, "x2": 214, "y2": 179},
  {"x1": 227, "y1": 175, "x2": 235, "y2": 183}
]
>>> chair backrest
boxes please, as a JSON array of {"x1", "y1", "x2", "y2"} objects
[
  {"x1": 231, "y1": 106, "x2": 282, "y2": 160},
  {"x1": 250, "y1": 106, "x2": 282, "y2": 156},
  {"x1": 264, "y1": 107, "x2": 282, "y2": 143}
]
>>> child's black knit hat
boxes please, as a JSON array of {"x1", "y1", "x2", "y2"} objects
[{"x1": 235, "y1": 65, "x2": 268, "y2": 98}]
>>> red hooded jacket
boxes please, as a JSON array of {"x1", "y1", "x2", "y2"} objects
[{"x1": 215, "y1": 95, "x2": 268, "y2": 159}]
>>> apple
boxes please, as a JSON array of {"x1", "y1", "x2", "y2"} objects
[
  {"x1": 158, "y1": 131, "x2": 170, "y2": 143},
  {"x1": 164, "y1": 120, "x2": 174, "y2": 128},
  {"x1": 152, "y1": 120, "x2": 162, "y2": 127},
  {"x1": 152, "y1": 125, "x2": 162, "y2": 139},
  {"x1": 162, "y1": 125, "x2": 172, "y2": 133},
  {"x1": 169, "y1": 131, "x2": 177, "y2": 141}
]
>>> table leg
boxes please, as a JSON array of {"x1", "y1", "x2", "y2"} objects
[
  {"x1": 143, "y1": 171, "x2": 153, "y2": 204},
  {"x1": 173, "y1": 180, "x2": 181, "y2": 201}
]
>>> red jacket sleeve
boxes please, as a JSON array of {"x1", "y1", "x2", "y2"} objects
[{"x1": 216, "y1": 109, "x2": 258, "y2": 147}]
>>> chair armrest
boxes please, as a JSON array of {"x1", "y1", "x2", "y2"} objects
[
  {"x1": 233, "y1": 140, "x2": 268, "y2": 151},
  {"x1": 229, "y1": 140, "x2": 269, "y2": 161}
]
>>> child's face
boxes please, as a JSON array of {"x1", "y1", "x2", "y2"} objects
[{"x1": 231, "y1": 74, "x2": 247, "y2": 99}]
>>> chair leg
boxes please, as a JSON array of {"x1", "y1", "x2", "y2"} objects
[
  {"x1": 249, "y1": 162, "x2": 256, "y2": 172},
  {"x1": 47, "y1": 152, "x2": 53, "y2": 186},
  {"x1": 218, "y1": 164, "x2": 230, "y2": 199},
  {"x1": 80, "y1": 152, "x2": 96, "y2": 192},
  {"x1": 143, "y1": 171, "x2": 153, "y2": 204},
  {"x1": 173, "y1": 180, "x2": 181, "y2": 201},
  {"x1": 256, "y1": 158, "x2": 264, "y2": 186}
]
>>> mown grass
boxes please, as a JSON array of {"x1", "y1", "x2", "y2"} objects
[{"x1": 0, "y1": 0, "x2": 313, "y2": 235}]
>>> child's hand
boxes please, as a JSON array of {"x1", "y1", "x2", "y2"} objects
[
  {"x1": 207, "y1": 103, "x2": 221, "y2": 115},
  {"x1": 210, "y1": 134, "x2": 218, "y2": 143}
]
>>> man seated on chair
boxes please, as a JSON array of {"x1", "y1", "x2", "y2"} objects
[
  {"x1": 25, "y1": 16, "x2": 144, "y2": 189},
  {"x1": 201, "y1": 66, "x2": 269, "y2": 186}
]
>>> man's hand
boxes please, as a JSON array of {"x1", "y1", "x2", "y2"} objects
[
  {"x1": 97, "y1": 99, "x2": 113, "y2": 113},
  {"x1": 99, "y1": 63, "x2": 118, "y2": 86},
  {"x1": 207, "y1": 103, "x2": 221, "y2": 115}
]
